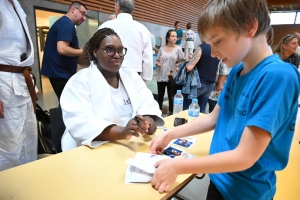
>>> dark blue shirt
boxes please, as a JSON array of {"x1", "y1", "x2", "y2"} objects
[
  {"x1": 41, "y1": 16, "x2": 79, "y2": 79},
  {"x1": 195, "y1": 44, "x2": 220, "y2": 84}
]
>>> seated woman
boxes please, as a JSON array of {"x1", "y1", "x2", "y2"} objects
[
  {"x1": 273, "y1": 33, "x2": 300, "y2": 68},
  {"x1": 60, "y1": 28, "x2": 165, "y2": 151}
]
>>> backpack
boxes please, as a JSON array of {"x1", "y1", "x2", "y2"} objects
[{"x1": 36, "y1": 103, "x2": 56, "y2": 154}]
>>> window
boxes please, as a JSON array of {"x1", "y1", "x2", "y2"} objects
[
  {"x1": 270, "y1": 12, "x2": 296, "y2": 25},
  {"x1": 295, "y1": 13, "x2": 300, "y2": 24}
]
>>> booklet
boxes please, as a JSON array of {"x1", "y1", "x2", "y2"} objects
[{"x1": 125, "y1": 152, "x2": 169, "y2": 183}]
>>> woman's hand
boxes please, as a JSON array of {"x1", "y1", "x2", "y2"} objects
[
  {"x1": 156, "y1": 61, "x2": 161, "y2": 67},
  {"x1": 143, "y1": 116, "x2": 157, "y2": 135},
  {"x1": 122, "y1": 115, "x2": 156, "y2": 140}
]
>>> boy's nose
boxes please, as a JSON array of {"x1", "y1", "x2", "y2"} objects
[{"x1": 210, "y1": 47, "x2": 218, "y2": 58}]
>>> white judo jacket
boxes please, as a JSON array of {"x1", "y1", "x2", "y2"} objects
[
  {"x1": 60, "y1": 62, "x2": 165, "y2": 151},
  {"x1": 0, "y1": 0, "x2": 37, "y2": 171}
]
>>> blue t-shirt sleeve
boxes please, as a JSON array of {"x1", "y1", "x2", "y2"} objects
[{"x1": 246, "y1": 66, "x2": 299, "y2": 137}]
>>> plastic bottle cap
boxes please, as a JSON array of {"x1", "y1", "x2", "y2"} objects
[
  {"x1": 192, "y1": 99, "x2": 198, "y2": 103},
  {"x1": 177, "y1": 90, "x2": 182, "y2": 94}
]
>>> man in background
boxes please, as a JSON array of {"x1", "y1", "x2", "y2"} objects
[
  {"x1": 175, "y1": 21, "x2": 183, "y2": 48},
  {"x1": 109, "y1": 14, "x2": 116, "y2": 20},
  {"x1": 41, "y1": 1, "x2": 87, "y2": 101},
  {"x1": 184, "y1": 42, "x2": 221, "y2": 113},
  {"x1": 0, "y1": 0, "x2": 37, "y2": 171},
  {"x1": 99, "y1": 0, "x2": 153, "y2": 82}
]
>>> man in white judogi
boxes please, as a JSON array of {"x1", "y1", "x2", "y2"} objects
[
  {"x1": 0, "y1": 0, "x2": 37, "y2": 171},
  {"x1": 99, "y1": 0, "x2": 153, "y2": 82}
]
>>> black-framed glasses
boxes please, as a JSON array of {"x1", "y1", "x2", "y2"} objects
[
  {"x1": 283, "y1": 34, "x2": 292, "y2": 42},
  {"x1": 75, "y1": 7, "x2": 87, "y2": 17},
  {"x1": 101, "y1": 46, "x2": 127, "y2": 57}
]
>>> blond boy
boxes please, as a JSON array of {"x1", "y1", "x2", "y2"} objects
[{"x1": 150, "y1": 0, "x2": 300, "y2": 199}]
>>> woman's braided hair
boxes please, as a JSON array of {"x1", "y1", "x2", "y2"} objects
[{"x1": 82, "y1": 28, "x2": 119, "y2": 62}]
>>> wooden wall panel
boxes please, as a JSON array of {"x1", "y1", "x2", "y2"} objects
[{"x1": 50, "y1": 0, "x2": 208, "y2": 31}]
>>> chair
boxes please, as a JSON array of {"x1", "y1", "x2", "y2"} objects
[{"x1": 49, "y1": 107, "x2": 65, "y2": 153}]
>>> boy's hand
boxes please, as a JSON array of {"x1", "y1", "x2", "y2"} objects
[
  {"x1": 151, "y1": 159, "x2": 179, "y2": 193},
  {"x1": 0, "y1": 100, "x2": 4, "y2": 118},
  {"x1": 150, "y1": 131, "x2": 171, "y2": 154}
]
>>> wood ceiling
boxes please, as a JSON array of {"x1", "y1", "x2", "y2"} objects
[
  {"x1": 50, "y1": 0, "x2": 300, "y2": 27},
  {"x1": 267, "y1": 0, "x2": 300, "y2": 12}
]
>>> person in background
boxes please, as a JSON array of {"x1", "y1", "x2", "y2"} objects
[
  {"x1": 41, "y1": 1, "x2": 87, "y2": 101},
  {"x1": 273, "y1": 34, "x2": 300, "y2": 68},
  {"x1": 293, "y1": 32, "x2": 300, "y2": 55},
  {"x1": 99, "y1": 0, "x2": 153, "y2": 82},
  {"x1": 150, "y1": 0, "x2": 300, "y2": 199},
  {"x1": 266, "y1": 26, "x2": 274, "y2": 54},
  {"x1": 174, "y1": 21, "x2": 184, "y2": 48},
  {"x1": 207, "y1": 61, "x2": 229, "y2": 113},
  {"x1": 60, "y1": 28, "x2": 164, "y2": 151},
  {"x1": 0, "y1": 0, "x2": 37, "y2": 171},
  {"x1": 156, "y1": 30, "x2": 184, "y2": 116},
  {"x1": 183, "y1": 42, "x2": 220, "y2": 113},
  {"x1": 183, "y1": 22, "x2": 196, "y2": 61},
  {"x1": 109, "y1": 14, "x2": 116, "y2": 20}
]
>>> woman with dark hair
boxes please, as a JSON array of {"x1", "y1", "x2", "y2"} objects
[
  {"x1": 60, "y1": 28, "x2": 165, "y2": 151},
  {"x1": 155, "y1": 30, "x2": 184, "y2": 115},
  {"x1": 273, "y1": 34, "x2": 300, "y2": 68}
]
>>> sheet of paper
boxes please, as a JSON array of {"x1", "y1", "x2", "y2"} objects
[
  {"x1": 126, "y1": 152, "x2": 169, "y2": 174},
  {"x1": 125, "y1": 165, "x2": 152, "y2": 183},
  {"x1": 125, "y1": 152, "x2": 169, "y2": 183}
]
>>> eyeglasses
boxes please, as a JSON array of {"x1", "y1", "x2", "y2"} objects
[
  {"x1": 75, "y1": 7, "x2": 87, "y2": 17},
  {"x1": 283, "y1": 34, "x2": 292, "y2": 43},
  {"x1": 101, "y1": 46, "x2": 127, "y2": 57}
]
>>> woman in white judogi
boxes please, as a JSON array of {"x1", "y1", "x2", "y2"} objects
[
  {"x1": 60, "y1": 28, "x2": 165, "y2": 151},
  {"x1": 0, "y1": 0, "x2": 37, "y2": 171},
  {"x1": 183, "y1": 22, "x2": 196, "y2": 61}
]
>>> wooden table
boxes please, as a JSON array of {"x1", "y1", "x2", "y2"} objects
[{"x1": 0, "y1": 111, "x2": 213, "y2": 200}]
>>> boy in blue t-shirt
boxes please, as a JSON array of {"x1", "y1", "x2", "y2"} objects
[{"x1": 150, "y1": 0, "x2": 300, "y2": 199}]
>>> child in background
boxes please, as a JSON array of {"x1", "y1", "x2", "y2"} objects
[
  {"x1": 207, "y1": 61, "x2": 230, "y2": 113},
  {"x1": 150, "y1": 0, "x2": 300, "y2": 199}
]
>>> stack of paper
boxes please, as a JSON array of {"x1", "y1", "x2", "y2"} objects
[{"x1": 125, "y1": 152, "x2": 169, "y2": 183}]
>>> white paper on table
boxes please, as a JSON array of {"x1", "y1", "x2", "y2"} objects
[
  {"x1": 125, "y1": 152, "x2": 170, "y2": 183},
  {"x1": 125, "y1": 165, "x2": 153, "y2": 183},
  {"x1": 126, "y1": 152, "x2": 169, "y2": 173}
]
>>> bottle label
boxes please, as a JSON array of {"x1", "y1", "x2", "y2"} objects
[
  {"x1": 174, "y1": 98, "x2": 183, "y2": 104},
  {"x1": 188, "y1": 109, "x2": 200, "y2": 117}
]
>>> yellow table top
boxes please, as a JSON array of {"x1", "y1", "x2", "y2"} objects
[
  {"x1": 0, "y1": 110, "x2": 298, "y2": 199},
  {"x1": 0, "y1": 111, "x2": 213, "y2": 200}
]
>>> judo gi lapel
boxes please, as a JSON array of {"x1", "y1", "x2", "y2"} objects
[
  {"x1": 118, "y1": 69, "x2": 138, "y2": 117},
  {"x1": 90, "y1": 63, "x2": 122, "y2": 124}
]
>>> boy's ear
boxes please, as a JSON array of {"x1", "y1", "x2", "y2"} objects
[{"x1": 247, "y1": 19, "x2": 258, "y2": 38}]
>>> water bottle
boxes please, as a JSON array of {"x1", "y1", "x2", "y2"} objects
[
  {"x1": 188, "y1": 99, "x2": 200, "y2": 122},
  {"x1": 173, "y1": 90, "x2": 184, "y2": 116}
]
